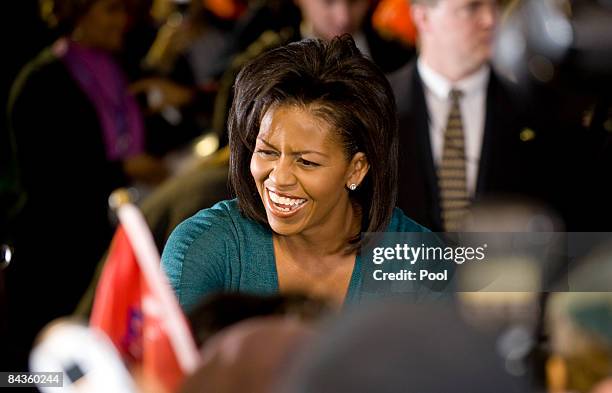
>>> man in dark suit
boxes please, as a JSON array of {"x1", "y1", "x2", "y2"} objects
[{"x1": 391, "y1": 0, "x2": 570, "y2": 231}]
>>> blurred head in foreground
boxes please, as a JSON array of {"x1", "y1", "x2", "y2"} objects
[
  {"x1": 277, "y1": 301, "x2": 528, "y2": 393},
  {"x1": 180, "y1": 317, "x2": 315, "y2": 393},
  {"x1": 188, "y1": 292, "x2": 329, "y2": 348}
]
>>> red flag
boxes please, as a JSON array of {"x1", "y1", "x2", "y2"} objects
[{"x1": 90, "y1": 203, "x2": 199, "y2": 392}]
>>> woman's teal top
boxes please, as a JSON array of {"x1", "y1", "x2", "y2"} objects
[{"x1": 161, "y1": 199, "x2": 444, "y2": 311}]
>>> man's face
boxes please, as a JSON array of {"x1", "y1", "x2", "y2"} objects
[
  {"x1": 296, "y1": 0, "x2": 370, "y2": 41},
  {"x1": 418, "y1": 0, "x2": 499, "y2": 74}
]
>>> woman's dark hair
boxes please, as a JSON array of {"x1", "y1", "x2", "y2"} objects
[{"x1": 228, "y1": 35, "x2": 398, "y2": 251}]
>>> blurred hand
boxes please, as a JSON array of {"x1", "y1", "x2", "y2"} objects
[
  {"x1": 592, "y1": 379, "x2": 612, "y2": 393},
  {"x1": 123, "y1": 154, "x2": 169, "y2": 186},
  {"x1": 129, "y1": 78, "x2": 195, "y2": 113}
]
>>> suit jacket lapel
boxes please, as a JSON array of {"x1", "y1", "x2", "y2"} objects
[
  {"x1": 475, "y1": 71, "x2": 498, "y2": 196},
  {"x1": 411, "y1": 66, "x2": 443, "y2": 229}
]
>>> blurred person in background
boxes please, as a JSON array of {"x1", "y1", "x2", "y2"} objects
[
  {"x1": 127, "y1": 0, "x2": 248, "y2": 157},
  {"x1": 493, "y1": 0, "x2": 612, "y2": 231},
  {"x1": 161, "y1": 37, "x2": 443, "y2": 312},
  {"x1": 1, "y1": 1, "x2": 54, "y2": 371},
  {"x1": 390, "y1": 0, "x2": 579, "y2": 232},
  {"x1": 5, "y1": 0, "x2": 165, "y2": 370}
]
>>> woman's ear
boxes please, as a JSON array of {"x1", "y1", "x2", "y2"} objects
[{"x1": 346, "y1": 152, "x2": 369, "y2": 189}]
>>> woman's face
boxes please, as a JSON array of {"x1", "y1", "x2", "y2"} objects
[
  {"x1": 250, "y1": 105, "x2": 368, "y2": 237},
  {"x1": 74, "y1": 0, "x2": 128, "y2": 51}
]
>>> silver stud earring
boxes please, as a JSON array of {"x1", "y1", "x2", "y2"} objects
[{"x1": 349, "y1": 183, "x2": 357, "y2": 191}]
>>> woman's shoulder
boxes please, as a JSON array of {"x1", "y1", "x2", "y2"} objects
[
  {"x1": 10, "y1": 47, "x2": 63, "y2": 101},
  {"x1": 163, "y1": 199, "x2": 266, "y2": 260},
  {"x1": 161, "y1": 198, "x2": 273, "y2": 309},
  {"x1": 167, "y1": 199, "x2": 238, "y2": 242},
  {"x1": 162, "y1": 200, "x2": 249, "y2": 304},
  {"x1": 182, "y1": 198, "x2": 264, "y2": 232},
  {"x1": 20, "y1": 46, "x2": 62, "y2": 75},
  {"x1": 387, "y1": 207, "x2": 431, "y2": 233},
  {"x1": 9, "y1": 44, "x2": 87, "y2": 123}
]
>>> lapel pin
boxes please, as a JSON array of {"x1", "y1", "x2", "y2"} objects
[{"x1": 520, "y1": 128, "x2": 536, "y2": 142}]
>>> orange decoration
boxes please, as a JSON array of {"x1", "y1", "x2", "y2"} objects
[{"x1": 372, "y1": 0, "x2": 418, "y2": 45}]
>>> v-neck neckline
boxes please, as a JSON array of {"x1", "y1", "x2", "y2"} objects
[{"x1": 264, "y1": 234, "x2": 362, "y2": 307}]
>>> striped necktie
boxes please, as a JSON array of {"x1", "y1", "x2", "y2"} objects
[{"x1": 438, "y1": 89, "x2": 469, "y2": 232}]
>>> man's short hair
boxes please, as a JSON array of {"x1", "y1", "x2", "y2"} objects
[
  {"x1": 228, "y1": 35, "x2": 399, "y2": 251},
  {"x1": 410, "y1": 0, "x2": 441, "y2": 5}
]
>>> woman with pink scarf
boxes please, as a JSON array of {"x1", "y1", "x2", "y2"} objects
[{"x1": 6, "y1": 0, "x2": 163, "y2": 370}]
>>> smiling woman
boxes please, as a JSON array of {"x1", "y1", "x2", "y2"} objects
[
  {"x1": 250, "y1": 105, "x2": 369, "y2": 242},
  {"x1": 161, "y1": 36, "x2": 433, "y2": 309}
]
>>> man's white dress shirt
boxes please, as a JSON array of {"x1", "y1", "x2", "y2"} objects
[{"x1": 417, "y1": 59, "x2": 490, "y2": 196}]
